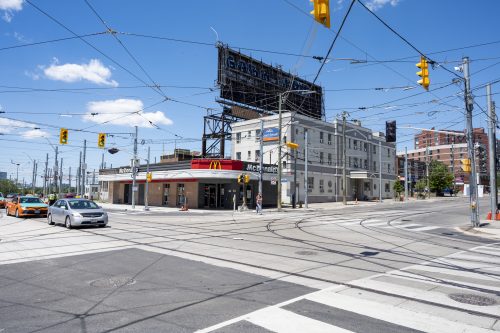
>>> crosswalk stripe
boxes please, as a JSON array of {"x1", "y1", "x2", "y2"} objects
[
  {"x1": 447, "y1": 253, "x2": 500, "y2": 265},
  {"x1": 388, "y1": 270, "x2": 500, "y2": 293},
  {"x1": 433, "y1": 258, "x2": 498, "y2": 270},
  {"x1": 406, "y1": 263, "x2": 500, "y2": 282},
  {"x1": 306, "y1": 291, "x2": 493, "y2": 333},
  {"x1": 471, "y1": 247, "x2": 500, "y2": 256},
  {"x1": 348, "y1": 276, "x2": 500, "y2": 317},
  {"x1": 245, "y1": 307, "x2": 354, "y2": 333},
  {"x1": 338, "y1": 221, "x2": 362, "y2": 226},
  {"x1": 394, "y1": 223, "x2": 421, "y2": 229}
]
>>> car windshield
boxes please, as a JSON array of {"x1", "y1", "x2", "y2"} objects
[
  {"x1": 20, "y1": 197, "x2": 44, "y2": 204},
  {"x1": 68, "y1": 200, "x2": 99, "y2": 209}
]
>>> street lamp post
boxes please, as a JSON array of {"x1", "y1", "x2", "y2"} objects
[{"x1": 11, "y1": 160, "x2": 20, "y2": 188}]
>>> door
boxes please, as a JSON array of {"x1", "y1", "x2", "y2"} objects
[
  {"x1": 163, "y1": 184, "x2": 170, "y2": 206},
  {"x1": 124, "y1": 184, "x2": 130, "y2": 204},
  {"x1": 138, "y1": 184, "x2": 145, "y2": 205},
  {"x1": 51, "y1": 200, "x2": 62, "y2": 222}
]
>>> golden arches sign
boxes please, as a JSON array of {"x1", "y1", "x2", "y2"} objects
[{"x1": 209, "y1": 160, "x2": 222, "y2": 170}]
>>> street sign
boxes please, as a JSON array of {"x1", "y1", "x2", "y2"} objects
[
  {"x1": 132, "y1": 186, "x2": 138, "y2": 192},
  {"x1": 271, "y1": 177, "x2": 277, "y2": 185}
]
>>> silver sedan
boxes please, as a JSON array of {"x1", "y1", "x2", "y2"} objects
[{"x1": 47, "y1": 199, "x2": 108, "y2": 229}]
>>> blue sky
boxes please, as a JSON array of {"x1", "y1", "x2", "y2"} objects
[{"x1": 1, "y1": 0, "x2": 499, "y2": 185}]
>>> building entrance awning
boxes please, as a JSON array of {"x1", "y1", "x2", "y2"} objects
[{"x1": 350, "y1": 171, "x2": 369, "y2": 179}]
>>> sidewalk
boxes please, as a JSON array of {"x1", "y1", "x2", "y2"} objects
[{"x1": 473, "y1": 219, "x2": 500, "y2": 239}]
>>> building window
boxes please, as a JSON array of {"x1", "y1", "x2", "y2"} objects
[
  {"x1": 328, "y1": 153, "x2": 332, "y2": 165},
  {"x1": 385, "y1": 183, "x2": 390, "y2": 192},
  {"x1": 247, "y1": 151, "x2": 251, "y2": 160},
  {"x1": 387, "y1": 148, "x2": 390, "y2": 157},
  {"x1": 319, "y1": 179, "x2": 324, "y2": 193},
  {"x1": 247, "y1": 130, "x2": 252, "y2": 139},
  {"x1": 364, "y1": 182, "x2": 370, "y2": 191},
  {"x1": 364, "y1": 142, "x2": 368, "y2": 152},
  {"x1": 296, "y1": 128, "x2": 299, "y2": 135},
  {"x1": 308, "y1": 177, "x2": 314, "y2": 192},
  {"x1": 236, "y1": 132, "x2": 241, "y2": 143},
  {"x1": 328, "y1": 133, "x2": 332, "y2": 145},
  {"x1": 373, "y1": 145, "x2": 376, "y2": 154},
  {"x1": 320, "y1": 152, "x2": 324, "y2": 164},
  {"x1": 387, "y1": 164, "x2": 391, "y2": 173},
  {"x1": 364, "y1": 159, "x2": 368, "y2": 169},
  {"x1": 353, "y1": 157, "x2": 358, "y2": 168},
  {"x1": 349, "y1": 138, "x2": 351, "y2": 149},
  {"x1": 354, "y1": 140, "x2": 358, "y2": 150},
  {"x1": 256, "y1": 129, "x2": 261, "y2": 140},
  {"x1": 255, "y1": 150, "x2": 260, "y2": 162},
  {"x1": 320, "y1": 131, "x2": 324, "y2": 143},
  {"x1": 373, "y1": 161, "x2": 376, "y2": 171},
  {"x1": 236, "y1": 152, "x2": 241, "y2": 160},
  {"x1": 349, "y1": 157, "x2": 352, "y2": 167}
]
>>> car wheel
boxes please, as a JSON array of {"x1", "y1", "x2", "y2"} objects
[
  {"x1": 47, "y1": 214, "x2": 54, "y2": 225},
  {"x1": 15, "y1": 209, "x2": 20, "y2": 218},
  {"x1": 65, "y1": 216, "x2": 72, "y2": 229}
]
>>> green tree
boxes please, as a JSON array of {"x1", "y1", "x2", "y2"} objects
[
  {"x1": 415, "y1": 179, "x2": 427, "y2": 199},
  {"x1": 429, "y1": 160, "x2": 453, "y2": 194},
  {"x1": 393, "y1": 181, "x2": 404, "y2": 198},
  {"x1": 0, "y1": 179, "x2": 19, "y2": 195}
]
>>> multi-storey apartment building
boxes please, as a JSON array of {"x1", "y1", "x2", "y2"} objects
[{"x1": 231, "y1": 113, "x2": 397, "y2": 204}]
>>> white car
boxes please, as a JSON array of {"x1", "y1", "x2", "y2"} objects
[{"x1": 47, "y1": 199, "x2": 108, "y2": 229}]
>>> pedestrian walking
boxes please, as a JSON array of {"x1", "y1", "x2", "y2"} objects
[{"x1": 256, "y1": 192, "x2": 263, "y2": 215}]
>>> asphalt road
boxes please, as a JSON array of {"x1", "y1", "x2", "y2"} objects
[{"x1": 0, "y1": 197, "x2": 498, "y2": 332}]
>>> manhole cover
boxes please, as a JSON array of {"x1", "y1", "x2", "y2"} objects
[
  {"x1": 442, "y1": 232, "x2": 455, "y2": 236},
  {"x1": 449, "y1": 293, "x2": 497, "y2": 306},
  {"x1": 295, "y1": 251, "x2": 318, "y2": 256},
  {"x1": 360, "y1": 251, "x2": 379, "y2": 256},
  {"x1": 90, "y1": 276, "x2": 136, "y2": 288}
]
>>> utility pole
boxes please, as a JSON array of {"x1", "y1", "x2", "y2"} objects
[
  {"x1": 342, "y1": 112, "x2": 347, "y2": 205},
  {"x1": 404, "y1": 147, "x2": 408, "y2": 201},
  {"x1": 82, "y1": 140, "x2": 87, "y2": 198},
  {"x1": 304, "y1": 130, "x2": 309, "y2": 208},
  {"x1": 101, "y1": 152, "x2": 105, "y2": 170},
  {"x1": 426, "y1": 146, "x2": 430, "y2": 199},
  {"x1": 53, "y1": 146, "x2": 58, "y2": 194},
  {"x1": 379, "y1": 141, "x2": 382, "y2": 202},
  {"x1": 144, "y1": 146, "x2": 150, "y2": 211},
  {"x1": 463, "y1": 57, "x2": 479, "y2": 226},
  {"x1": 32, "y1": 160, "x2": 37, "y2": 194},
  {"x1": 259, "y1": 119, "x2": 264, "y2": 197},
  {"x1": 59, "y1": 158, "x2": 63, "y2": 195},
  {"x1": 68, "y1": 167, "x2": 71, "y2": 193},
  {"x1": 451, "y1": 142, "x2": 455, "y2": 194},
  {"x1": 132, "y1": 126, "x2": 138, "y2": 209},
  {"x1": 77, "y1": 151, "x2": 82, "y2": 196},
  {"x1": 487, "y1": 83, "x2": 497, "y2": 216},
  {"x1": 43, "y1": 153, "x2": 48, "y2": 196},
  {"x1": 277, "y1": 93, "x2": 283, "y2": 211}
]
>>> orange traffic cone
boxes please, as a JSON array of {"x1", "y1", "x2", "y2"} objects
[{"x1": 487, "y1": 211, "x2": 493, "y2": 220}]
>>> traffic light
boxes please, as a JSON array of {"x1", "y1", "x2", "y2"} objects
[
  {"x1": 310, "y1": 0, "x2": 330, "y2": 28},
  {"x1": 237, "y1": 174, "x2": 243, "y2": 183},
  {"x1": 146, "y1": 172, "x2": 152, "y2": 183},
  {"x1": 461, "y1": 159, "x2": 471, "y2": 173},
  {"x1": 385, "y1": 120, "x2": 396, "y2": 143},
  {"x1": 59, "y1": 128, "x2": 68, "y2": 145},
  {"x1": 97, "y1": 133, "x2": 106, "y2": 148},
  {"x1": 416, "y1": 56, "x2": 430, "y2": 91},
  {"x1": 244, "y1": 174, "x2": 250, "y2": 184}
]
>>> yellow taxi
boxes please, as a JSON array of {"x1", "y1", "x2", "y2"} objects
[
  {"x1": 0, "y1": 192, "x2": 5, "y2": 208},
  {"x1": 5, "y1": 196, "x2": 49, "y2": 218}
]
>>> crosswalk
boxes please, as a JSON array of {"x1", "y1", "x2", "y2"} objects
[{"x1": 197, "y1": 243, "x2": 500, "y2": 333}]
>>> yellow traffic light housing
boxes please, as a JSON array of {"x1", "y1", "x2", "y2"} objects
[
  {"x1": 244, "y1": 174, "x2": 250, "y2": 184},
  {"x1": 146, "y1": 172, "x2": 152, "y2": 183},
  {"x1": 59, "y1": 128, "x2": 68, "y2": 145},
  {"x1": 237, "y1": 174, "x2": 242, "y2": 183},
  {"x1": 461, "y1": 159, "x2": 471, "y2": 173},
  {"x1": 286, "y1": 142, "x2": 299, "y2": 150},
  {"x1": 310, "y1": 0, "x2": 330, "y2": 28},
  {"x1": 416, "y1": 56, "x2": 430, "y2": 91},
  {"x1": 98, "y1": 133, "x2": 106, "y2": 148}
]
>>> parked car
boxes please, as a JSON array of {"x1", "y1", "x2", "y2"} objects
[
  {"x1": 0, "y1": 192, "x2": 5, "y2": 208},
  {"x1": 5, "y1": 196, "x2": 49, "y2": 218},
  {"x1": 47, "y1": 199, "x2": 108, "y2": 229}
]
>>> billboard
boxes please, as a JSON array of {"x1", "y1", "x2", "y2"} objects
[
  {"x1": 263, "y1": 127, "x2": 279, "y2": 142},
  {"x1": 217, "y1": 46, "x2": 323, "y2": 119}
]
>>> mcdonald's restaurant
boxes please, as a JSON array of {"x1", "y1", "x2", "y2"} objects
[{"x1": 98, "y1": 159, "x2": 278, "y2": 209}]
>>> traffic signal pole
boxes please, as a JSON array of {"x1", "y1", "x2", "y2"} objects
[
  {"x1": 144, "y1": 146, "x2": 150, "y2": 211},
  {"x1": 131, "y1": 126, "x2": 138, "y2": 209},
  {"x1": 463, "y1": 57, "x2": 479, "y2": 226},
  {"x1": 487, "y1": 83, "x2": 497, "y2": 217}
]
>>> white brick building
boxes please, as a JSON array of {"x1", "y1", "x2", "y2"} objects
[{"x1": 231, "y1": 113, "x2": 397, "y2": 204}]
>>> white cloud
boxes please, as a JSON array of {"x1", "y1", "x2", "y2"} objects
[
  {"x1": 83, "y1": 99, "x2": 173, "y2": 128},
  {"x1": 0, "y1": 0, "x2": 23, "y2": 22},
  {"x1": 365, "y1": 0, "x2": 400, "y2": 11},
  {"x1": 0, "y1": 117, "x2": 36, "y2": 135},
  {"x1": 21, "y1": 129, "x2": 49, "y2": 139},
  {"x1": 43, "y1": 59, "x2": 118, "y2": 87}
]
